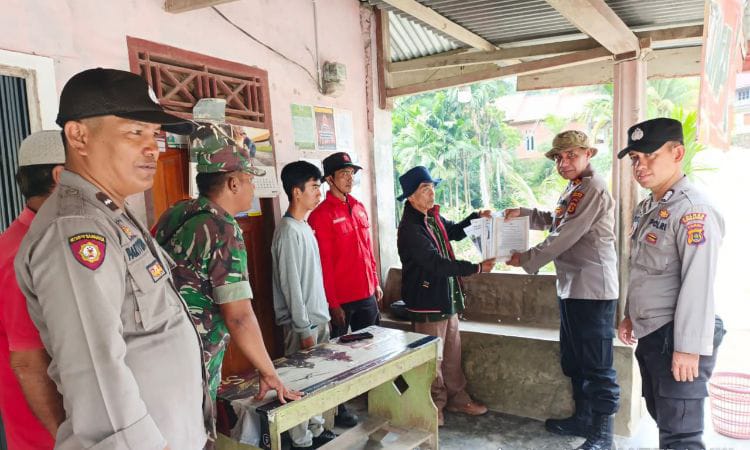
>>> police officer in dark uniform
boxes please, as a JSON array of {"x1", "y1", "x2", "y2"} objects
[{"x1": 617, "y1": 118, "x2": 726, "y2": 450}]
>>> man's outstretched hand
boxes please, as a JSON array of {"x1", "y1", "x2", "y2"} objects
[{"x1": 255, "y1": 372, "x2": 304, "y2": 403}]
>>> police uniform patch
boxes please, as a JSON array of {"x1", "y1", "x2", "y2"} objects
[
  {"x1": 659, "y1": 209, "x2": 670, "y2": 219},
  {"x1": 95, "y1": 192, "x2": 119, "y2": 211},
  {"x1": 567, "y1": 191, "x2": 585, "y2": 214},
  {"x1": 645, "y1": 232, "x2": 658, "y2": 244},
  {"x1": 681, "y1": 212, "x2": 707, "y2": 224},
  {"x1": 555, "y1": 206, "x2": 564, "y2": 216},
  {"x1": 147, "y1": 260, "x2": 166, "y2": 282},
  {"x1": 69, "y1": 233, "x2": 106, "y2": 270},
  {"x1": 115, "y1": 219, "x2": 136, "y2": 240},
  {"x1": 686, "y1": 223, "x2": 706, "y2": 246}
]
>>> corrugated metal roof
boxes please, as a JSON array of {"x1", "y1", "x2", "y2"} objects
[
  {"x1": 389, "y1": 11, "x2": 460, "y2": 61},
  {"x1": 365, "y1": 0, "x2": 705, "y2": 62}
]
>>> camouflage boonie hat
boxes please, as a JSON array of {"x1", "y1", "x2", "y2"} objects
[
  {"x1": 544, "y1": 130, "x2": 598, "y2": 160},
  {"x1": 191, "y1": 122, "x2": 265, "y2": 176}
]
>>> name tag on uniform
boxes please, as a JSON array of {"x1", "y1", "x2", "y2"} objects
[
  {"x1": 332, "y1": 217, "x2": 346, "y2": 224},
  {"x1": 126, "y1": 238, "x2": 147, "y2": 262}
]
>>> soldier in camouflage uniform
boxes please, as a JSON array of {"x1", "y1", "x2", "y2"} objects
[{"x1": 155, "y1": 122, "x2": 301, "y2": 405}]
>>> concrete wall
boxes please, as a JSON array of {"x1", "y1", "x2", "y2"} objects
[
  {"x1": 0, "y1": 0, "x2": 376, "y2": 226},
  {"x1": 382, "y1": 268, "x2": 643, "y2": 436}
]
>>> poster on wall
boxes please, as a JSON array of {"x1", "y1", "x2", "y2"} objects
[
  {"x1": 698, "y1": 0, "x2": 744, "y2": 150},
  {"x1": 291, "y1": 104, "x2": 316, "y2": 150},
  {"x1": 314, "y1": 106, "x2": 337, "y2": 150},
  {"x1": 333, "y1": 109, "x2": 354, "y2": 153}
]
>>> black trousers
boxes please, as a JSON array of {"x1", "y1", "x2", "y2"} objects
[
  {"x1": 331, "y1": 294, "x2": 381, "y2": 338},
  {"x1": 559, "y1": 298, "x2": 620, "y2": 415},
  {"x1": 635, "y1": 317, "x2": 725, "y2": 450}
]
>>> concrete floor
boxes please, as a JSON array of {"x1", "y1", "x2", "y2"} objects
[
  {"x1": 336, "y1": 402, "x2": 747, "y2": 450},
  {"x1": 437, "y1": 405, "x2": 746, "y2": 450},
  {"x1": 326, "y1": 328, "x2": 750, "y2": 450},
  {"x1": 434, "y1": 326, "x2": 750, "y2": 449}
]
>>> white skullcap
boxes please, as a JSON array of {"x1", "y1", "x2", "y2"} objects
[{"x1": 18, "y1": 130, "x2": 65, "y2": 167}]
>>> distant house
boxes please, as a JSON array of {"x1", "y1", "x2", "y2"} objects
[
  {"x1": 498, "y1": 90, "x2": 608, "y2": 159},
  {"x1": 733, "y1": 72, "x2": 750, "y2": 148}
]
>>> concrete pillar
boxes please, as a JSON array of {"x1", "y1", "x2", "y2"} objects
[
  {"x1": 612, "y1": 57, "x2": 647, "y2": 437},
  {"x1": 361, "y1": 4, "x2": 399, "y2": 282},
  {"x1": 372, "y1": 109, "x2": 398, "y2": 282},
  {"x1": 612, "y1": 59, "x2": 646, "y2": 320}
]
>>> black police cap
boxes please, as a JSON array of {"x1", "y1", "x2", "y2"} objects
[
  {"x1": 56, "y1": 68, "x2": 190, "y2": 133},
  {"x1": 617, "y1": 117, "x2": 684, "y2": 159},
  {"x1": 322, "y1": 152, "x2": 363, "y2": 179}
]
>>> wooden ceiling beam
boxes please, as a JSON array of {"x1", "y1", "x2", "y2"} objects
[
  {"x1": 380, "y1": 0, "x2": 496, "y2": 51},
  {"x1": 389, "y1": 25, "x2": 703, "y2": 73},
  {"x1": 164, "y1": 0, "x2": 239, "y2": 13},
  {"x1": 545, "y1": 0, "x2": 639, "y2": 55},
  {"x1": 516, "y1": 46, "x2": 703, "y2": 91},
  {"x1": 387, "y1": 46, "x2": 613, "y2": 98}
]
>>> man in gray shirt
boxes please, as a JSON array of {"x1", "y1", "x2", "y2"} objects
[
  {"x1": 14, "y1": 68, "x2": 211, "y2": 449},
  {"x1": 271, "y1": 161, "x2": 335, "y2": 449},
  {"x1": 618, "y1": 118, "x2": 725, "y2": 450},
  {"x1": 507, "y1": 130, "x2": 619, "y2": 450}
]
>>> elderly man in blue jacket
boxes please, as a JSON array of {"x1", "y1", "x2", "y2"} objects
[{"x1": 396, "y1": 166, "x2": 495, "y2": 426}]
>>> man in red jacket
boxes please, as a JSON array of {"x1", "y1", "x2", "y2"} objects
[{"x1": 308, "y1": 152, "x2": 382, "y2": 427}]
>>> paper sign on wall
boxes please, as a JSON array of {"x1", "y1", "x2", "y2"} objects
[{"x1": 314, "y1": 106, "x2": 337, "y2": 150}]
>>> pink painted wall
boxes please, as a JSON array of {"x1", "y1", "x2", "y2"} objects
[{"x1": 0, "y1": 0, "x2": 374, "y2": 218}]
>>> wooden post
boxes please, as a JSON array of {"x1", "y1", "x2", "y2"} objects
[
  {"x1": 374, "y1": 8, "x2": 392, "y2": 110},
  {"x1": 612, "y1": 59, "x2": 646, "y2": 323}
]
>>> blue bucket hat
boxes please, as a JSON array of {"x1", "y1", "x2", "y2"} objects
[{"x1": 397, "y1": 166, "x2": 442, "y2": 201}]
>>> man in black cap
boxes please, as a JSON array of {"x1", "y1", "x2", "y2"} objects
[
  {"x1": 617, "y1": 117, "x2": 726, "y2": 450},
  {"x1": 396, "y1": 165, "x2": 495, "y2": 426},
  {"x1": 14, "y1": 68, "x2": 212, "y2": 449},
  {"x1": 308, "y1": 151, "x2": 380, "y2": 427}
]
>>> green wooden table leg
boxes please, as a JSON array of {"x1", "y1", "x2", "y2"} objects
[
  {"x1": 367, "y1": 343, "x2": 439, "y2": 448},
  {"x1": 268, "y1": 420, "x2": 282, "y2": 450}
]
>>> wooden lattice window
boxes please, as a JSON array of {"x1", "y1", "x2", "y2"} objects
[{"x1": 127, "y1": 36, "x2": 270, "y2": 128}]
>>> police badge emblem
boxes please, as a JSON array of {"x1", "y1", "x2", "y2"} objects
[
  {"x1": 686, "y1": 223, "x2": 706, "y2": 246},
  {"x1": 69, "y1": 233, "x2": 106, "y2": 270},
  {"x1": 148, "y1": 86, "x2": 160, "y2": 105},
  {"x1": 631, "y1": 127, "x2": 644, "y2": 141}
]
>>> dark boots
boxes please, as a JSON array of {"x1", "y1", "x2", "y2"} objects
[
  {"x1": 334, "y1": 403, "x2": 358, "y2": 428},
  {"x1": 545, "y1": 399, "x2": 592, "y2": 438},
  {"x1": 575, "y1": 413, "x2": 615, "y2": 450}
]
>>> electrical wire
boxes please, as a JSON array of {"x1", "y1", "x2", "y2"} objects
[{"x1": 211, "y1": 6, "x2": 322, "y2": 92}]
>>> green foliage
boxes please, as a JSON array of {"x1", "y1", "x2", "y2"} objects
[
  {"x1": 669, "y1": 106, "x2": 716, "y2": 180},
  {"x1": 391, "y1": 76, "x2": 703, "y2": 266}
]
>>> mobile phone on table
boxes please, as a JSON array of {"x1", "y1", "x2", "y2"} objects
[{"x1": 338, "y1": 331, "x2": 374, "y2": 343}]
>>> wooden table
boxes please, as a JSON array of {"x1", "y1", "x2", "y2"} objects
[{"x1": 216, "y1": 325, "x2": 439, "y2": 450}]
